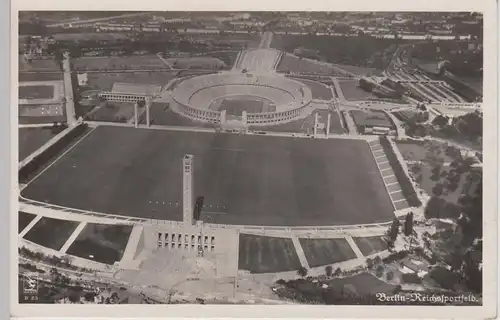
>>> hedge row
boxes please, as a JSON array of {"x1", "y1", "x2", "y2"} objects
[
  {"x1": 379, "y1": 136, "x2": 422, "y2": 207},
  {"x1": 19, "y1": 123, "x2": 89, "y2": 183}
]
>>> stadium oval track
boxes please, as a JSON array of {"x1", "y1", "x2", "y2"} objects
[{"x1": 171, "y1": 72, "x2": 312, "y2": 126}]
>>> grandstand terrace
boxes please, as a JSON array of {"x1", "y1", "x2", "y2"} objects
[{"x1": 99, "y1": 82, "x2": 162, "y2": 102}]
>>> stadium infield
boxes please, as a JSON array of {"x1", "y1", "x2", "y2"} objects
[{"x1": 22, "y1": 126, "x2": 395, "y2": 226}]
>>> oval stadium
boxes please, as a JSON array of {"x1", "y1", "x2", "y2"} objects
[{"x1": 171, "y1": 72, "x2": 312, "y2": 125}]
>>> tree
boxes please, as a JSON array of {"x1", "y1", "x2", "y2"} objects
[
  {"x1": 432, "y1": 115, "x2": 448, "y2": 127},
  {"x1": 432, "y1": 183, "x2": 444, "y2": 196},
  {"x1": 84, "y1": 292, "x2": 96, "y2": 302},
  {"x1": 404, "y1": 212, "x2": 414, "y2": 237},
  {"x1": 297, "y1": 266, "x2": 308, "y2": 278},
  {"x1": 324, "y1": 265, "x2": 333, "y2": 277},
  {"x1": 387, "y1": 218, "x2": 400, "y2": 245}
]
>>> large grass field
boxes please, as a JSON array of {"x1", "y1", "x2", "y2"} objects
[
  {"x1": 86, "y1": 71, "x2": 177, "y2": 91},
  {"x1": 72, "y1": 55, "x2": 166, "y2": 71},
  {"x1": 23, "y1": 217, "x2": 79, "y2": 251},
  {"x1": 22, "y1": 126, "x2": 394, "y2": 226},
  {"x1": 238, "y1": 234, "x2": 301, "y2": 273},
  {"x1": 338, "y1": 80, "x2": 377, "y2": 101},
  {"x1": 18, "y1": 212, "x2": 36, "y2": 233},
  {"x1": 292, "y1": 78, "x2": 333, "y2": 100},
  {"x1": 19, "y1": 85, "x2": 54, "y2": 100},
  {"x1": 85, "y1": 102, "x2": 135, "y2": 123},
  {"x1": 147, "y1": 103, "x2": 217, "y2": 128},
  {"x1": 299, "y1": 238, "x2": 357, "y2": 268},
  {"x1": 66, "y1": 223, "x2": 133, "y2": 265},
  {"x1": 276, "y1": 54, "x2": 345, "y2": 75},
  {"x1": 19, "y1": 56, "x2": 60, "y2": 72},
  {"x1": 19, "y1": 73, "x2": 64, "y2": 82},
  {"x1": 19, "y1": 127, "x2": 56, "y2": 161}
]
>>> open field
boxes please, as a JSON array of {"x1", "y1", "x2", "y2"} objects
[
  {"x1": 23, "y1": 217, "x2": 79, "y2": 251},
  {"x1": 200, "y1": 51, "x2": 239, "y2": 69},
  {"x1": 18, "y1": 212, "x2": 36, "y2": 233},
  {"x1": 276, "y1": 54, "x2": 346, "y2": 75},
  {"x1": 250, "y1": 112, "x2": 317, "y2": 134},
  {"x1": 332, "y1": 64, "x2": 378, "y2": 76},
  {"x1": 238, "y1": 234, "x2": 301, "y2": 273},
  {"x1": 272, "y1": 34, "x2": 395, "y2": 69},
  {"x1": 66, "y1": 223, "x2": 133, "y2": 265},
  {"x1": 353, "y1": 236, "x2": 387, "y2": 256},
  {"x1": 19, "y1": 85, "x2": 54, "y2": 100},
  {"x1": 19, "y1": 56, "x2": 60, "y2": 72},
  {"x1": 86, "y1": 71, "x2": 178, "y2": 91},
  {"x1": 148, "y1": 103, "x2": 217, "y2": 128},
  {"x1": 19, "y1": 73, "x2": 64, "y2": 82},
  {"x1": 19, "y1": 105, "x2": 66, "y2": 125},
  {"x1": 167, "y1": 57, "x2": 226, "y2": 69},
  {"x1": 19, "y1": 127, "x2": 57, "y2": 161},
  {"x1": 292, "y1": 78, "x2": 333, "y2": 100},
  {"x1": 73, "y1": 55, "x2": 165, "y2": 71},
  {"x1": 299, "y1": 238, "x2": 357, "y2": 268},
  {"x1": 338, "y1": 80, "x2": 377, "y2": 101},
  {"x1": 22, "y1": 126, "x2": 395, "y2": 226},
  {"x1": 85, "y1": 102, "x2": 135, "y2": 123}
]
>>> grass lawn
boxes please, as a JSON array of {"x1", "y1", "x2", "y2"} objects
[
  {"x1": 23, "y1": 217, "x2": 79, "y2": 251},
  {"x1": 19, "y1": 85, "x2": 54, "y2": 100},
  {"x1": 73, "y1": 55, "x2": 166, "y2": 71},
  {"x1": 66, "y1": 223, "x2": 133, "y2": 265},
  {"x1": 18, "y1": 212, "x2": 36, "y2": 233},
  {"x1": 353, "y1": 236, "x2": 388, "y2": 256},
  {"x1": 293, "y1": 78, "x2": 333, "y2": 100},
  {"x1": 299, "y1": 238, "x2": 357, "y2": 267},
  {"x1": 338, "y1": 80, "x2": 377, "y2": 101},
  {"x1": 238, "y1": 234, "x2": 301, "y2": 273},
  {"x1": 86, "y1": 71, "x2": 177, "y2": 91}
]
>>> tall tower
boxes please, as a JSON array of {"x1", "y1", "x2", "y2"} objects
[{"x1": 182, "y1": 154, "x2": 194, "y2": 225}]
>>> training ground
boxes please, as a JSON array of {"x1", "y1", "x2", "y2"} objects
[{"x1": 22, "y1": 126, "x2": 395, "y2": 227}]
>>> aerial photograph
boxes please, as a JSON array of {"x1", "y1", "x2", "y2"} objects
[{"x1": 16, "y1": 11, "x2": 483, "y2": 305}]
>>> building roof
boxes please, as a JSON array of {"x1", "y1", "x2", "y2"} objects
[
  {"x1": 111, "y1": 83, "x2": 162, "y2": 97},
  {"x1": 350, "y1": 110, "x2": 393, "y2": 128}
]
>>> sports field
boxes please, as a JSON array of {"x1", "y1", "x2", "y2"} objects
[
  {"x1": 238, "y1": 234, "x2": 301, "y2": 273},
  {"x1": 19, "y1": 85, "x2": 54, "y2": 100},
  {"x1": 22, "y1": 126, "x2": 395, "y2": 226}
]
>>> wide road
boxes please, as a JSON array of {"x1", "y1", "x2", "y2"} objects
[{"x1": 258, "y1": 31, "x2": 274, "y2": 49}]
